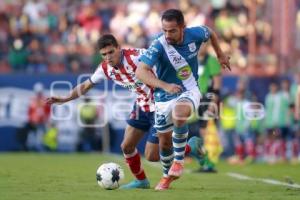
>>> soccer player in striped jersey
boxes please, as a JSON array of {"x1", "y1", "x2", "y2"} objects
[
  {"x1": 136, "y1": 9, "x2": 230, "y2": 190},
  {"x1": 47, "y1": 34, "x2": 158, "y2": 189}
]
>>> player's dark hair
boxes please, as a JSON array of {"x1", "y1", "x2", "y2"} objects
[
  {"x1": 161, "y1": 9, "x2": 184, "y2": 26},
  {"x1": 97, "y1": 34, "x2": 119, "y2": 50}
]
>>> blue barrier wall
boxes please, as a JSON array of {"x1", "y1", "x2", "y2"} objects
[{"x1": 0, "y1": 74, "x2": 241, "y2": 152}]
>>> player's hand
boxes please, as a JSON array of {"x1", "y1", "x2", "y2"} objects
[
  {"x1": 218, "y1": 54, "x2": 231, "y2": 71},
  {"x1": 46, "y1": 96, "x2": 67, "y2": 105},
  {"x1": 163, "y1": 83, "x2": 182, "y2": 94}
]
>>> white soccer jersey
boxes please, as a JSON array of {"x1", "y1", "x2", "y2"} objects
[{"x1": 90, "y1": 49, "x2": 155, "y2": 112}]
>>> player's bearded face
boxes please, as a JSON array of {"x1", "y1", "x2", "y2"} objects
[
  {"x1": 99, "y1": 45, "x2": 121, "y2": 66},
  {"x1": 162, "y1": 20, "x2": 184, "y2": 45}
]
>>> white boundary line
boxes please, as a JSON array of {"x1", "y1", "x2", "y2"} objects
[{"x1": 227, "y1": 172, "x2": 300, "y2": 189}]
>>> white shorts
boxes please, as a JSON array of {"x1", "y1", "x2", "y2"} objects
[{"x1": 154, "y1": 87, "x2": 201, "y2": 133}]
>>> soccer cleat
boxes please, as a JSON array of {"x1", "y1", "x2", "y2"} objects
[
  {"x1": 187, "y1": 136, "x2": 205, "y2": 165},
  {"x1": 168, "y1": 161, "x2": 184, "y2": 177},
  {"x1": 197, "y1": 166, "x2": 217, "y2": 173},
  {"x1": 188, "y1": 136, "x2": 218, "y2": 172},
  {"x1": 119, "y1": 179, "x2": 150, "y2": 189},
  {"x1": 155, "y1": 176, "x2": 177, "y2": 191}
]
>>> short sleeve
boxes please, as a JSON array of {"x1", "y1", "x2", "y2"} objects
[
  {"x1": 139, "y1": 39, "x2": 162, "y2": 68},
  {"x1": 192, "y1": 26, "x2": 211, "y2": 42},
  {"x1": 89, "y1": 65, "x2": 106, "y2": 84}
]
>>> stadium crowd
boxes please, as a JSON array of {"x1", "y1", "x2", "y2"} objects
[
  {"x1": 0, "y1": 0, "x2": 280, "y2": 74},
  {"x1": 1, "y1": 0, "x2": 300, "y2": 164}
]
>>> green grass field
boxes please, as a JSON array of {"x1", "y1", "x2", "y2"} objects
[{"x1": 1, "y1": 153, "x2": 300, "y2": 200}]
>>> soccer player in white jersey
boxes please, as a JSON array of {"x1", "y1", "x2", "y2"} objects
[
  {"x1": 47, "y1": 34, "x2": 161, "y2": 189},
  {"x1": 136, "y1": 9, "x2": 231, "y2": 190}
]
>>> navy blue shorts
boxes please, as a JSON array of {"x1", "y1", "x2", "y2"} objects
[{"x1": 126, "y1": 104, "x2": 158, "y2": 144}]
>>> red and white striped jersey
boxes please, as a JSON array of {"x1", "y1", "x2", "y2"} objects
[{"x1": 90, "y1": 49, "x2": 155, "y2": 112}]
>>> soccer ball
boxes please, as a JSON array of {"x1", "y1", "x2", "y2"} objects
[{"x1": 96, "y1": 162, "x2": 124, "y2": 190}]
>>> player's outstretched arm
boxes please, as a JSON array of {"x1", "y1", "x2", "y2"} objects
[
  {"x1": 136, "y1": 62, "x2": 182, "y2": 94},
  {"x1": 46, "y1": 79, "x2": 94, "y2": 105},
  {"x1": 207, "y1": 27, "x2": 231, "y2": 71}
]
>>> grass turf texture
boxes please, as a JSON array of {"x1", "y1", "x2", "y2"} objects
[{"x1": 1, "y1": 153, "x2": 299, "y2": 200}]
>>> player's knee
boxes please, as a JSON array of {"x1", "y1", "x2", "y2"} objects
[
  {"x1": 172, "y1": 110, "x2": 191, "y2": 127},
  {"x1": 120, "y1": 142, "x2": 135, "y2": 155},
  {"x1": 173, "y1": 119, "x2": 187, "y2": 127},
  {"x1": 173, "y1": 102, "x2": 192, "y2": 126}
]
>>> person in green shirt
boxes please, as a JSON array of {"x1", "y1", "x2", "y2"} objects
[
  {"x1": 8, "y1": 39, "x2": 29, "y2": 71},
  {"x1": 293, "y1": 81, "x2": 300, "y2": 163},
  {"x1": 278, "y1": 79, "x2": 292, "y2": 161},
  {"x1": 198, "y1": 46, "x2": 222, "y2": 98},
  {"x1": 188, "y1": 44, "x2": 222, "y2": 172}
]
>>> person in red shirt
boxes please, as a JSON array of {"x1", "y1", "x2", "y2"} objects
[{"x1": 17, "y1": 83, "x2": 50, "y2": 151}]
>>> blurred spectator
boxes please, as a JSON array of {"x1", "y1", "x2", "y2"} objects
[
  {"x1": 16, "y1": 82, "x2": 50, "y2": 151},
  {"x1": 76, "y1": 2, "x2": 102, "y2": 44},
  {"x1": 231, "y1": 89, "x2": 255, "y2": 164},
  {"x1": 43, "y1": 122, "x2": 58, "y2": 151},
  {"x1": 264, "y1": 82, "x2": 282, "y2": 163},
  {"x1": 290, "y1": 74, "x2": 300, "y2": 105},
  {"x1": 220, "y1": 94, "x2": 236, "y2": 157},
  {"x1": 278, "y1": 79, "x2": 292, "y2": 161},
  {"x1": 77, "y1": 97, "x2": 101, "y2": 152},
  {"x1": 23, "y1": 0, "x2": 47, "y2": 23},
  {"x1": 27, "y1": 39, "x2": 47, "y2": 73},
  {"x1": 8, "y1": 38, "x2": 29, "y2": 71}
]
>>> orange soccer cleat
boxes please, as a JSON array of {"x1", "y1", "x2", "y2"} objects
[
  {"x1": 168, "y1": 161, "x2": 184, "y2": 178},
  {"x1": 155, "y1": 176, "x2": 178, "y2": 191}
]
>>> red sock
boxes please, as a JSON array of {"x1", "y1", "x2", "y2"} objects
[
  {"x1": 280, "y1": 139, "x2": 287, "y2": 160},
  {"x1": 124, "y1": 149, "x2": 146, "y2": 180},
  {"x1": 264, "y1": 139, "x2": 272, "y2": 157},
  {"x1": 246, "y1": 140, "x2": 256, "y2": 158},
  {"x1": 292, "y1": 140, "x2": 299, "y2": 158},
  {"x1": 235, "y1": 145, "x2": 244, "y2": 160},
  {"x1": 185, "y1": 144, "x2": 191, "y2": 156},
  {"x1": 273, "y1": 140, "x2": 281, "y2": 159}
]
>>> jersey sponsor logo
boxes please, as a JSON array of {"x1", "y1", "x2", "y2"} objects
[
  {"x1": 171, "y1": 55, "x2": 183, "y2": 65},
  {"x1": 177, "y1": 65, "x2": 192, "y2": 80},
  {"x1": 188, "y1": 42, "x2": 196, "y2": 52},
  {"x1": 169, "y1": 50, "x2": 176, "y2": 55}
]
